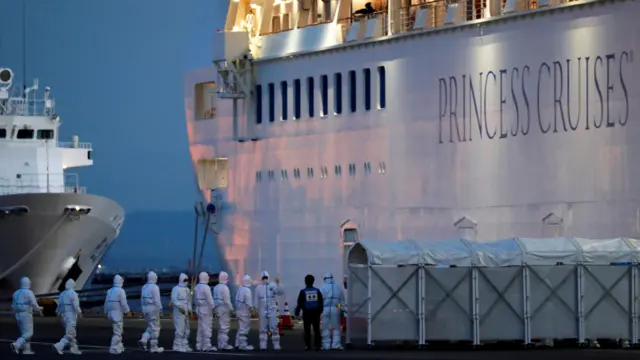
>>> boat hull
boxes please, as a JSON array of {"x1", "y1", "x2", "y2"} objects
[
  {"x1": 0, "y1": 193, "x2": 124, "y2": 298},
  {"x1": 185, "y1": 0, "x2": 640, "y2": 303}
]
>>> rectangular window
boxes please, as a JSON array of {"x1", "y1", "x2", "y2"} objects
[
  {"x1": 293, "y1": 79, "x2": 301, "y2": 120},
  {"x1": 280, "y1": 81, "x2": 288, "y2": 121},
  {"x1": 0, "y1": 128, "x2": 6, "y2": 139},
  {"x1": 348, "y1": 70, "x2": 356, "y2": 113},
  {"x1": 255, "y1": 85, "x2": 263, "y2": 124},
  {"x1": 37, "y1": 129, "x2": 54, "y2": 140},
  {"x1": 378, "y1": 66, "x2": 386, "y2": 109},
  {"x1": 307, "y1": 77, "x2": 315, "y2": 118},
  {"x1": 363, "y1": 68, "x2": 371, "y2": 111},
  {"x1": 194, "y1": 81, "x2": 217, "y2": 120},
  {"x1": 268, "y1": 83, "x2": 275, "y2": 122},
  {"x1": 320, "y1": 75, "x2": 328, "y2": 116},
  {"x1": 334, "y1": 73, "x2": 342, "y2": 115},
  {"x1": 17, "y1": 129, "x2": 34, "y2": 139}
]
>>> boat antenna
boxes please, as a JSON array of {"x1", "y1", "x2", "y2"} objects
[{"x1": 22, "y1": 0, "x2": 27, "y2": 98}]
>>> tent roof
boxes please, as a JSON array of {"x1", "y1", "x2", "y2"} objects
[{"x1": 348, "y1": 237, "x2": 640, "y2": 267}]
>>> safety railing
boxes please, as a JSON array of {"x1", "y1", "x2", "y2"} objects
[
  {"x1": 0, "y1": 173, "x2": 85, "y2": 195},
  {"x1": 57, "y1": 141, "x2": 93, "y2": 150}
]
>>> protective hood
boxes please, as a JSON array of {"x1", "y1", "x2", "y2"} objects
[
  {"x1": 323, "y1": 272, "x2": 334, "y2": 284},
  {"x1": 113, "y1": 274, "x2": 124, "y2": 287},
  {"x1": 147, "y1": 271, "x2": 158, "y2": 284},
  {"x1": 65, "y1": 279, "x2": 76, "y2": 290},
  {"x1": 218, "y1": 271, "x2": 229, "y2": 284},
  {"x1": 242, "y1": 275, "x2": 252, "y2": 287},
  {"x1": 19, "y1": 277, "x2": 31, "y2": 289},
  {"x1": 198, "y1": 272, "x2": 210, "y2": 284},
  {"x1": 178, "y1": 273, "x2": 189, "y2": 286}
]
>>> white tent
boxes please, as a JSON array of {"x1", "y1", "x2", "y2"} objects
[
  {"x1": 346, "y1": 237, "x2": 640, "y2": 348},
  {"x1": 348, "y1": 237, "x2": 640, "y2": 267}
]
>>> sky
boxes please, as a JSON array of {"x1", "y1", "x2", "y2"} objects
[{"x1": 0, "y1": 0, "x2": 227, "y2": 269}]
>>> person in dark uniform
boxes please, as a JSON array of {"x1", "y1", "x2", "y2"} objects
[{"x1": 294, "y1": 274, "x2": 324, "y2": 351}]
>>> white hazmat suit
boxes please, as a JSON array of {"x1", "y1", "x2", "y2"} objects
[
  {"x1": 234, "y1": 275, "x2": 254, "y2": 351},
  {"x1": 194, "y1": 272, "x2": 216, "y2": 352},
  {"x1": 255, "y1": 270, "x2": 284, "y2": 350},
  {"x1": 53, "y1": 279, "x2": 83, "y2": 355},
  {"x1": 320, "y1": 272, "x2": 345, "y2": 350},
  {"x1": 213, "y1": 271, "x2": 234, "y2": 350},
  {"x1": 104, "y1": 274, "x2": 130, "y2": 354},
  {"x1": 138, "y1": 271, "x2": 164, "y2": 353},
  {"x1": 171, "y1": 273, "x2": 192, "y2": 352},
  {"x1": 10, "y1": 277, "x2": 43, "y2": 355}
]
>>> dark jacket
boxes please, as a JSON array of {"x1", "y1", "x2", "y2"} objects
[{"x1": 295, "y1": 287, "x2": 324, "y2": 317}]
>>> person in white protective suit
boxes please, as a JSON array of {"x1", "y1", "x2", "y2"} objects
[
  {"x1": 194, "y1": 272, "x2": 216, "y2": 352},
  {"x1": 138, "y1": 271, "x2": 164, "y2": 353},
  {"x1": 171, "y1": 273, "x2": 193, "y2": 352},
  {"x1": 320, "y1": 272, "x2": 345, "y2": 350},
  {"x1": 104, "y1": 274, "x2": 130, "y2": 354},
  {"x1": 213, "y1": 271, "x2": 235, "y2": 350},
  {"x1": 234, "y1": 275, "x2": 254, "y2": 351},
  {"x1": 53, "y1": 279, "x2": 83, "y2": 355},
  {"x1": 10, "y1": 277, "x2": 43, "y2": 354},
  {"x1": 255, "y1": 270, "x2": 284, "y2": 351}
]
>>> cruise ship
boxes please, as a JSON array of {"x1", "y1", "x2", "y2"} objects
[
  {"x1": 184, "y1": 0, "x2": 639, "y2": 303},
  {"x1": 0, "y1": 68, "x2": 124, "y2": 298}
]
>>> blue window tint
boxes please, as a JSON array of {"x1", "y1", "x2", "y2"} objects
[
  {"x1": 293, "y1": 79, "x2": 301, "y2": 120},
  {"x1": 307, "y1": 77, "x2": 314, "y2": 118},
  {"x1": 377, "y1": 66, "x2": 386, "y2": 109},
  {"x1": 255, "y1": 84, "x2": 263, "y2": 124},
  {"x1": 334, "y1": 73, "x2": 342, "y2": 115},
  {"x1": 321, "y1": 75, "x2": 328, "y2": 116},
  {"x1": 363, "y1": 68, "x2": 371, "y2": 111},
  {"x1": 268, "y1": 83, "x2": 275, "y2": 122}
]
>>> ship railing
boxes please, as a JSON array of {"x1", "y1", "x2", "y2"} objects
[
  {"x1": 57, "y1": 141, "x2": 93, "y2": 150},
  {"x1": 1, "y1": 90, "x2": 56, "y2": 117},
  {"x1": 0, "y1": 173, "x2": 86, "y2": 195}
]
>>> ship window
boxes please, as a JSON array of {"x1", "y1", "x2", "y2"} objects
[
  {"x1": 256, "y1": 171, "x2": 262, "y2": 182},
  {"x1": 378, "y1": 66, "x2": 386, "y2": 109},
  {"x1": 268, "y1": 83, "x2": 275, "y2": 123},
  {"x1": 364, "y1": 162, "x2": 372, "y2": 175},
  {"x1": 0, "y1": 128, "x2": 6, "y2": 139},
  {"x1": 334, "y1": 73, "x2": 342, "y2": 115},
  {"x1": 293, "y1": 79, "x2": 301, "y2": 120},
  {"x1": 294, "y1": 168, "x2": 301, "y2": 179},
  {"x1": 268, "y1": 170, "x2": 275, "y2": 180},
  {"x1": 348, "y1": 70, "x2": 356, "y2": 113},
  {"x1": 349, "y1": 163, "x2": 356, "y2": 176},
  {"x1": 255, "y1": 85, "x2": 263, "y2": 124},
  {"x1": 307, "y1": 167, "x2": 314, "y2": 178},
  {"x1": 281, "y1": 169, "x2": 288, "y2": 180},
  {"x1": 320, "y1": 75, "x2": 328, "y2": 116},
  {"x1": 335, "y1": 165, "x2": 342, "y2": 176},
  {"x1": 280, "y1": 81, "x2": 288, "y2": 121},
  {"x1": 363, "y1": 68, "x2": 371, "y2": 111},
  {"x1": 17, "y1": 129, "x2": 34, "y2": 139},
  {"x1": 378, "y1": 161, "x2": 387, "y2": 174},
  {"x1": 320, "y1": 166, "x2": 328, "y2": 178},
  {"x1": 37, "y1": 129, "x2": 54, "y2": 140},
  {"x1": 307, "y1": 77, "x2": 315, "y2": 118},
  {"x1": 194, "y1": 81, "x2": 217, "y2": 120}
]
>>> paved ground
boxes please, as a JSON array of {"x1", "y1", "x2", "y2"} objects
[{"x1": 0, "y1": 316, "x2": 638, "y2": 359}]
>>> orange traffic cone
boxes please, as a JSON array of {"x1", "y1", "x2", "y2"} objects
[
  {"x1": 276, "y1": 303, "x2": 284, "y2": 336},
  {"x1": 281, "y1": 302, "x2": 294, "y2": 329}
]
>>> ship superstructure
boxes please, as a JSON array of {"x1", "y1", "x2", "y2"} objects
[
  {"x1": 0, "y1": 68, "x2": 124, "y2": 297},
  {"x1": 184, "y1": 0, "x2": 639, "y2": 304}
]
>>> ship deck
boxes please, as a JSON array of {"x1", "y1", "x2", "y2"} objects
[{"x1": 0, "y1": 315, "x2": 637, "y2": 359}]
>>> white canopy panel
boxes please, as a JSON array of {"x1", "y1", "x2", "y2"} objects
[{"x1": 349, "y1": 237, "x2": 640, "y2": 267}]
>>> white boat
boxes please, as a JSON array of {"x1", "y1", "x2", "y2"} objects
[
  {"x1": 184, "y1": 0, "x2": 639, "y2": 303},
  {"x1": 0, "y1": 68, "x2": 124, "y2": 297}
]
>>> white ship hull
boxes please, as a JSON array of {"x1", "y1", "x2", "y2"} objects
[
  {"x1": 185, "y1": 0, "x2": 640, "y2": 303},
  {"x1": 0, "y1": 193, "x2": 124, "y2": 297}
]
